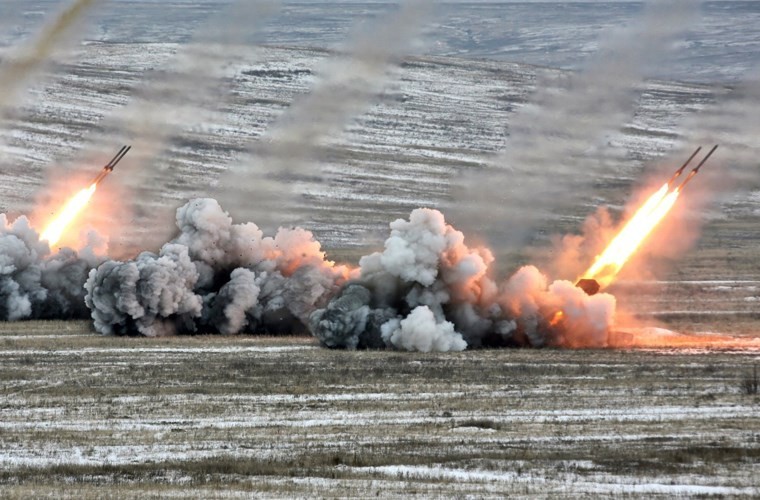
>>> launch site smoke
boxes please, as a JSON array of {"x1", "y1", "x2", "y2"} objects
[
  {"x1": 85, "y1": 198, "x2": 352, "y2": 336},
  {"x1": 309, "y1": 207, "x2": 615, "y2": 351},
  {"x1": 0, "y1": 213, "x2": 102, "y2": 321},
  {"x1": 83, "y1": 199, "x2": 615, "y2": 351}
]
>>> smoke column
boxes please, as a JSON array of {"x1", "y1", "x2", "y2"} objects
[
  {"x1": 449, "y1": 0, "x2": 698, "y2": 253},
  {"x1": 0, "y1": 0, "x2": 102, "y2": 119},
  {"x1": 218, "y1": 0, "x2": 433, "y2": 233}
]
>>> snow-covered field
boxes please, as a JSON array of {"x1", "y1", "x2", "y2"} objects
[
  {"x1": 0, "y1": 1, "x2": 758, "y2": 495},
  {"x1": 0, "y1": 323, "x2": 758, "y2": 497}
]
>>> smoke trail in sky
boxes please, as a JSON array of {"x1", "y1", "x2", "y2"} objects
[
  {"x1": 35, "y1": 1, "x2": 281, "y2": 256},
  {"x1": 0, "y1": 0, "x2": 102, "y2": 118},
  {"x1": 218, "y1": 0, "x2": 433, "y2": 233},
  {"x1": 448, "y1": 0, "x2": 698, "y2": 253}
]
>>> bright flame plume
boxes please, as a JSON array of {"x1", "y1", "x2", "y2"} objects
[
  {"x1": 582, "y1": 183, "x2": 680, "y2": 288},
  {"x1": 40, "y1": 183, "x2": 97, "y2": 246}
]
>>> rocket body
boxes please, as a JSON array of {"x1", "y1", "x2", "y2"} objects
[{"x1": 91, "y1": 145, "x2": 130, "y2": 186}]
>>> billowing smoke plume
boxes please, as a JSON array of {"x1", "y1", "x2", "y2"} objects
[
  {"x1": 85, "y1": 198, "x2": 354, "y2": 336},
  {"x1": 0, "y1": 213, "x2": 103, "y2": 320},
  {"x1": 310, "y1": 208, "x2": 615, "y2": 352}
]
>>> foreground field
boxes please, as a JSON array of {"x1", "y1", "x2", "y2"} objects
[{"x1": 1, "y1": 321, "x2": 758, "y2": 498}]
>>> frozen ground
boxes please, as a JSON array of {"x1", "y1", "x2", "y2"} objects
[
  {"x1": 3, "y1": 1, "x2": 759, "y2": 82},
  {"x1": 0, "y1": 2, "x2": 758, "y2": 495},
  {"x1": 0, "y1": 323, "x2": 758, "y2": 497}
]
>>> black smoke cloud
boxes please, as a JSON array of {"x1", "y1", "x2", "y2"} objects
[
  {"x1": 84, "y1": 198, "x2": 353, "y2": 336},
  {"x1": 0, "y1": 213, "x2": 103, "y2": 320},
  {"x1": 310, "y1": 208, "x2": 616, "y2": 352}
]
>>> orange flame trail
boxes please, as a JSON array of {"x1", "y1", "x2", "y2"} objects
[
  {"x1": 40, "y1": 183, "x2": 97, "y2": 246},
  {"x1": 582, "y1": 183, "x2": 680, "y2": 289}
]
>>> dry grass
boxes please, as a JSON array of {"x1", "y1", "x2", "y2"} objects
[
  {"x1": 741, "y1": 365, "x2": 759, "y2": 395},
  {"x1": 0, "y1": 322, "x2": 759, "y2": 497}
]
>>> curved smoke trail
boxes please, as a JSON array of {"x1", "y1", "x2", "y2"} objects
[{"x1": 0, "y1": 0, "x2": 102, "y2": 118}]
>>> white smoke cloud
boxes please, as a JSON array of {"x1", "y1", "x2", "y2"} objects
[
  {"x1": 207, "y1": 268, "x2": 261, "y2": 335},
  {"x1": 381, "y1": 305, "x2": 467, "y2": 352}
]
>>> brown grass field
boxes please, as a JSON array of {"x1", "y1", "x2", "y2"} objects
[{"x1": 0, "y1": 318, "x2": 758, "y2": 498}]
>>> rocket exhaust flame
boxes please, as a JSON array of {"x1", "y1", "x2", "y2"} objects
[
  {"x1": 40, "y1": 146, "x2": 130, "y2": 246},
  {"x1": 579, "y1": 145, "x2": 718, "y2": 291},
  {"x1": 40, "y1": 183, "x2": 97, "y2": 246},
  {"x1": 581, "y1": 183, "x2": 677, "y2": 288}
]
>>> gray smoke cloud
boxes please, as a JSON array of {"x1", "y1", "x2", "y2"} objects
[
  {"x1": 309, "y1": 208, "x2": 615, "y2": 352},
  {"x1": 85, "y1": 198, "x2": 353, "y2": 336},
  {"x1": 449, "y1": 0, "x2": 698, "y2": 251},
  {"x1": 0, "y1": 213, "x2": 103, "y2": 320},
  {"x1": 219, "y1": 0, "x2": 433, "y2": 232}
]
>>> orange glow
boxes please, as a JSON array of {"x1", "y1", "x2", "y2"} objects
[
  {"x1": 40, "y1": 183, "x2": 97, "y2": 246},
  {"x1": 549, "y1": 310, "x2": 564, "y2": 326},
  {"x1": 582, "y1": 183, "x2": 680, "y2": 289}
]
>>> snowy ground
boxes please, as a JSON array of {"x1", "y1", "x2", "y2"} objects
[
  {"x1": 0, "y1": 2, "x2": 759, "y2": 496},
  {"x1": 0, "y1": 323, "x2": 758, "y2": 497}
]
